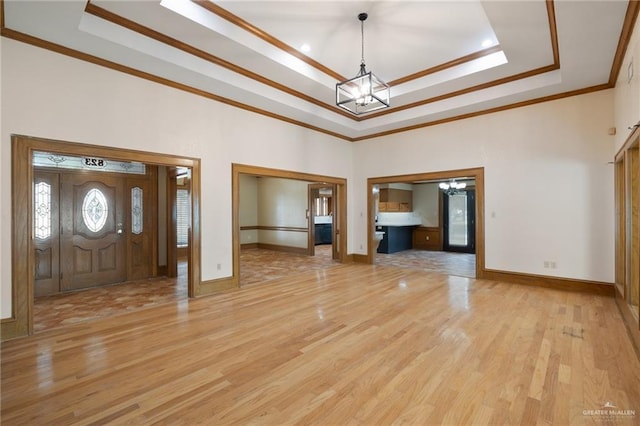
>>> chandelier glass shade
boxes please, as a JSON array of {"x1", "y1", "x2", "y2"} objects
[
  {"x1": 439, "y1": 181, "x2": 467, "y2": 195},
  {"x1": 336, "y1": 13, "x2": 390, "y2": 115}
]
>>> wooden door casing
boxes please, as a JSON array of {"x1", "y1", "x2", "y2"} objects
[{"x1": 60, "y1": 173, "x2": 126, "y2": 291}]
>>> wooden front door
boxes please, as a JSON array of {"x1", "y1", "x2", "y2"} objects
[
  {"x1": 34, "y1": 171, "x2": 61, "y2": 297},
  {"x1": 60, "y1": 173, "x2": 127, "y2": 291}
]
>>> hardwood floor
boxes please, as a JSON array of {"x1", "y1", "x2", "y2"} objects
[{"x1": 3, "y1": 263, "x2": 639, "y2": 425}]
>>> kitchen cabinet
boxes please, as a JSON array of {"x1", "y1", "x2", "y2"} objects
[
  {"x1": 315, "y1": 223, "x2": 332, "y2": 245},
  {"x1": 379, "y1": 189, "x2": 412, "y2": 212},
  {"x1": 376, "y1": 225, "x2": 416, "y2": 253},
  {"x1": 413, "y1": 227, "x2": 442, "y2": 251}
]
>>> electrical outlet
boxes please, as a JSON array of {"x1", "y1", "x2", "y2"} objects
[
  {"x1": 544, "y1": 261, "x2": 550, "y2": 268},
  {"x1": 550, "y1": 261, "x2": 557, "y2": 269},
  {"x1": 217, "y1": 263, "x2": 221, "y2": 271}
]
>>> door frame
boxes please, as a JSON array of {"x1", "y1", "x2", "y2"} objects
[
  {"x1": 4, "y1": 135, "x2": 202, "y2": 339},
  {"x1": 307, "y1": 182, "x2": 338, "y2": 258},
  {"x1": 232, "y1": 163, "x2": 347, "y2": 285},
  {"x1": 367, "y1": 167, "x2": 485, "y2": 278}
]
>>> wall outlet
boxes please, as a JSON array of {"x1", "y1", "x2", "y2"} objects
[
  {"x1": 544, "y1": 261, "x2": 550, "y2": 268},
  {"x1": 217, "y1": 263, "x2": 221, "y2": 271}
]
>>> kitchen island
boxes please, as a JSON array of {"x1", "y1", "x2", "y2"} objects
[{"x1": 376, "y1": 223, "x2": 420, "y2": 254}]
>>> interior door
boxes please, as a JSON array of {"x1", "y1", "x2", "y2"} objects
[
  {"x1": 60, "y1": 173, "x2": 126, "y2": 291},
  {"x1": 443, "y1": 189, "x2": 476, "y2": 253}
]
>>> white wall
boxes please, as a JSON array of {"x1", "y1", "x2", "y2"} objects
[
  {"x1": 0, "y1": 39, "x2": 354, "y2": 318},
  {"x1": 413, "y1": 183, "x2": 440, "y2": 227},
  {"x1": 239, "y1": 174, "x2": 258, "y2": 245},
  {"x1": 0, "y1": 34, "x2": 623, "y2": 318},
  {"x1": 257, "y1": 177, "x2": 309, "y2": 248},
  {"x1": 353, "y1": 90, "x2": 616, "y2": 283},
  {"x1": 614, "y1": 11, "x2": 640, "y2": 152}
]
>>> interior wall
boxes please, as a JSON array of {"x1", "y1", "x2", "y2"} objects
[
  {"x1": 614, "y1": 13, "x2": 640, "y2": 153},
  {"x1": 353, "y1": 90, "x2": 616, "y2": 284},
  {"x1": 412, "y1": 183, "x2": 440, "y2": 227},
  {"x1": 257, "y1": 177, "x2": 309, "y2": 248},
  {"x1": 0, "y1": 39, "x2": 354, "y2": 318},
  {"x1": 239, "y1": 174, "x2": 258, "y2": 245}
]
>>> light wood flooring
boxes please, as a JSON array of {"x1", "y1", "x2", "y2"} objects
[
  {"x1": 3, "y1": 262, "x2": 640, "y2": 424},
  {"x1": 32, "y1": 247, "x2": 473, "y2": 332}
]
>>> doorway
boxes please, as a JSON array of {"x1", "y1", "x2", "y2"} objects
[
  {"x1": 4, "y1": 135, "x2": 202, "y2": 339},
  {"x1": 233, "y1": 164, "x2": 347, "y2": 287},
  {"x1": 367, "y1": 168, "x2": 484, "y2": 279}
]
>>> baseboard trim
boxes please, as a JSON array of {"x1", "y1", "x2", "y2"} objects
[
  {"x1": 257, "y1": 243, "x2": 308, "y2": 255},
  {"x1": 197, "y1": 276, "x2": 238, "y2": 295},
  {"x1": 614, "y1": 286, "x2": 640, "y2": 358},
  {"x1": 1, "y1": 317, "x2": 26, "y2": 341},
  {"x1": 351, "y1": 254, "x2": 369, "y2": 264},
  {"x1": 157, "y1": 265, "x2": 168, "y2": 277},
  {"x1": 241, "y1": 243, "x2": 259, "y2": 249},
  {"x1": 481, "y1": 269, "x2": 615, "y2": 296}
]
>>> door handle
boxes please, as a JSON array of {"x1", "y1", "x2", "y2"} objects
[{"x1": 116, "y1": 223, "x2": 124, "y2": 235}]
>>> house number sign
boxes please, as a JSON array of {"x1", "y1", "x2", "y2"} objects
[{"x1": 83, "y1": 157, "x2": 107, "y2": 168}]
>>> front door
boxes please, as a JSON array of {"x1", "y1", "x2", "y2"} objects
[{"x1": 60, "y1": 173, "x2": 127, "y2": 291}]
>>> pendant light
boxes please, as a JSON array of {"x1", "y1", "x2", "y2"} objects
[{"x1": 336, "y1": 13, "x2": 390, "y2": 115}]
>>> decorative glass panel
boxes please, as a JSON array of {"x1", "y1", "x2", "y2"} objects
[
  {"x1": 34, "y1": 182, "x2": 52, "y2": 240},
  {"x1": 131, "y1": 187, "x2": 143, "y2": 235},
  {"x1": 176, "y1": 189, "x2": 189, "y2": 247},
  {"x1": 32, "y1": 151, "x2": 146, "y2": 175},
  {"x1": 448, "y1": 193, "x2": 468, "y2": 247},
  {"x1": 82, "y1": 188, "x2": 109, "y2": 233}
]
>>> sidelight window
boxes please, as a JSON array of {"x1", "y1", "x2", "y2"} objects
[
  {"x1": 34, "y1": 182, "x2": 52, "y2": 240},
  {"x1": 82, "y1": 188, "x2": 109, "y2": 232},
  {"x1": 131, "y1": 187, "x2": 143, "y2": 234}
]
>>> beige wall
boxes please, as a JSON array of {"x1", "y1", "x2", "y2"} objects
[
  {"x1": 353, "y1": 90, "x2": 615, "y2": 282},
  {"x1": 412, "y1": 183, "x2": 440, "y2": 227},
  {"x1": 0, "y1": 39, "x2": 354, "y2": 318},
  {"x1": 239, "y1": 174, "x2": 258, "y2": 245},
  {"x1": 3, "y1": 24, "x2": 636, "y2": 317}
]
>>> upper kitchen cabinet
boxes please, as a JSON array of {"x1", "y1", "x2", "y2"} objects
[{"x1": 379, "y1": 186, "x2": 412, "y2": 212}]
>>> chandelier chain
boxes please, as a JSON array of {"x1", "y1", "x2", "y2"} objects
[{"x1": 361, "y1": 18, "x2": 365, "y2": 66}]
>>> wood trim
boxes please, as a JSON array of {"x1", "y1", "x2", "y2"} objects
[
  {"x1": 546, "y1": 0, "x2": 560, "y2": 66},
  {"x1": 609, "y1": 0, "x2": 640, "y2": 87},
  {"x1": 351, "y1": 254, "x2": 369, "y2": 264},
  {"x1": 243, "y1": 225, "x2": 308, "y2": 233},
  {"x1": 166, "y1": 168, "x2": 178, "y2": 278},
  {"x1": 191, "y1": 0, "x2": 345, "y2": 82},
  {"x1": 157, "y1": 265, "x2": 168, "y2": 277},
  {"x1": 616, "y1": 277, "x2": 640, "y2": 357},
  {"x1": 198, "y1": 276, "x2": 237, "y2": 294},
  {"x1": 482, "y1": 269, "x2": 615, "y2": 296},
  {"x1": 616, "y1": 120, "x2": 640, "y2": 161},
  {"x1": 2, "y1": 135, "x2": 202, "y2": 341},
  {"x1": 351, "y1": 84, "x2": 611, "y2": 141},
  {"x1": 2, "y1": 4, "x2": 634, "y2": 143},
  {"x1": 389, "y1": 46, "x2": 503, "y2": 87},
  {"x1": 256, "y1": 243, "x2": 308, "y2": 255},
  {"x1": 241, "y1": 243, "x2": 259, "y2": 250},
  {"x1": 84, "y1": 2, "x2": 354, "y2": 121}
]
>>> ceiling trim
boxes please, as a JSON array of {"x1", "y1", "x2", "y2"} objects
[
  {"x1": 0, "y1": 26, "x2": 353, "y2": 142},
  {"x1": 387, "y1": 45, "x2": 503, "y2": 87},
  {"x1": 83, "y1": 0, "x2": 562, "y2": 124},
  {"x1": 0, "y1": 1, "x2": 637, "y2": 143},
  {"x1": 350, "y1": 83, "x2": 611, "y2": 142},
  {"x1": 192, "y1": 0, "x2": 345, "y2": 82},
  {"x1": 609, "y1": 0, "x2": 640, "y2": 86},
  {"x1": 84, "y1": 2, "x2": 356, "y2": 121}
]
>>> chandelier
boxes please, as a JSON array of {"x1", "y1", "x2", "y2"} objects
[
  {"x1": 336, "y1": 13, "x2": 390, "y2": 115},
  {"x1": 439, "y1": 180, "x2": 467, "y2": 195}
]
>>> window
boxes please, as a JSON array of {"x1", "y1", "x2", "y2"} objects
[
  {"x1": 82, "y1": 188, "x2": 109, "y2": 232},
  {"x1": 34, "y1": 182, "x2": 51, "y2": 240},
  {"x1": 176, "y1": 188, "x2": 189, "y2": 247},
  {"x1": 131, "y1": 187, "x2": 143, "y2": 234}
]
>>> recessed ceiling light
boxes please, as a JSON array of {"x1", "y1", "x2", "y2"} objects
[
  {"x1": 300, "y1": 43, "x2": 311, "y2": 53},
  {"x1": 482, "y1": 39, "x2": 493, "y2": 48}
]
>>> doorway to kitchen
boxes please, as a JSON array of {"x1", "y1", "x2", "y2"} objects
[{"x1": 367, "y1": 168, "x2": 484, "y2": 279}]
